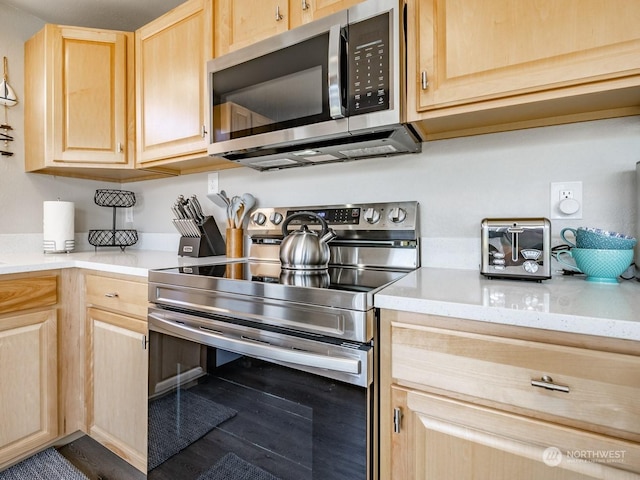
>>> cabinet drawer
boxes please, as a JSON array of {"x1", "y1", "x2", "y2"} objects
[
  {"x1": 85, "y1": 275, "x2": 148, "y2": 318},
  {"x1": 0, "y1": 276, "x2": 57, "y2": 314},
  {"x1": 391, "y1": 324, "x2": 640, "y2": 439}
]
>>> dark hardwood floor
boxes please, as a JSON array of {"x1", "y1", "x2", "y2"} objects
[{"x1": 58, "y1": 435, "x2": 145, "y2": 480}]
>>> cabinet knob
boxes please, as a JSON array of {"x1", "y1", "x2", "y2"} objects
[
  {"x1": 302, "y1": 0, "x2": 309, "y2": 10},
  {"x1": 421, "y1": 71, "x2": 429, "y2": 90},
  {"x1": 275, "y1": 5, "x2": 283, "y2": 21},
  {"x1": 117, "y1": 142, "x2": 123, "y2": 153},
  {"x1": 531, "y1": 375, "x2": 569, "y2": 393},
  {"x1": 104, "y1": 292, "x2": 119, "y2": 298},
  {"x1": 201, "y1": 125, "x2": 207, "y2": 138}
]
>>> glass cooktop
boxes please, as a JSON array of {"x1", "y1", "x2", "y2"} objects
[{"x1": 159, "y1": 260, "x2": 409, "y2": 292}]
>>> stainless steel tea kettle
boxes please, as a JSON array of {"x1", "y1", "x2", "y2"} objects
[{"x1": 280, "y1": 212, "x2": 337, "y2": 270}]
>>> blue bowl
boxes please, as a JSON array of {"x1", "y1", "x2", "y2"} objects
[
  {"x1": 555, "y1": 248, "x2": 634, "y2": 283},
  {"x1": 561, "y1": 227, "x2": 637, "y2": 250}
]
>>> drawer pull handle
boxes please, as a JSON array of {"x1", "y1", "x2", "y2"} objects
[
  {"x1": 104, "y1": 292, "x2": 119, "y2": 298},
  {"x1": 531, "y1": 375, "x2": 569, "y2": 393}
]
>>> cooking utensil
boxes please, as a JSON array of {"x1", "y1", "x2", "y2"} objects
[
  {"x1": 237, "y1": 193, "x2": 256, "y2": 227},
  {"x1": 230, "y1": 196, "x2": 243, "y2": 229},
  {"x1": 279, "y1": 211, "x2": 337, "y2": 270}
]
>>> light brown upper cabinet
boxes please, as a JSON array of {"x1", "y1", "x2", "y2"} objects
[
  {"x1": 135, "y1": 0, "x2": 232, "y2": 175},
  {"x1": 290, "y1": 0, "x2": 363, "y2": 29},
  {"x1": 214, "y1": 0, "x2": 362, "y2": 56},
  {"x1": 214, "y1": 0, "x2": 290, "y2": 56},
  {"x1": 24, "y1": 25, "x2": 157, "y2": 182},
  {"x1": 406, "y1": 0, "x2": 640, "y2": 140}
]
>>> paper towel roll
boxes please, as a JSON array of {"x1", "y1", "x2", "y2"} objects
[{"x1": 43, "y1": 201, "x2": 75, "y2": 253}]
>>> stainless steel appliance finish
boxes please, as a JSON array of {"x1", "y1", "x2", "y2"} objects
[
  {"x1": 481, "y1": 218, "x2": 552, "y2": 281},
  {"x1": 206, "y1": 0, "x2": 421, "y2": 171},
  {"x1": 147, "y1": 201, "x2": 419, "y2": 479}
]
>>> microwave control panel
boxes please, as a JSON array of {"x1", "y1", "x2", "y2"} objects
[{"x1": 348, "y1": 12, "x2": 390, "y2": 115}]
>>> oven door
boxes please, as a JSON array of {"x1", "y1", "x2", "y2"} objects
[{"x1": 147, "y1": 307, "x2": 374, "y2": 480}]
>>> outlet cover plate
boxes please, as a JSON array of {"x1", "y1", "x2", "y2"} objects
[{"x1": 550, "y1": 181, "x2": 583, "y2": 219}]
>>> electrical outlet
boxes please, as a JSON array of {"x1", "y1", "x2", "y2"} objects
[
  {"x1": 550, "y1": 181, "x2": 583, "y2": 219},
  {"x1": 207, "y1": 172, "x2": 219, "y2": 195},
  {"x1": 560, "y1": 190, "x2": 573, "y2": 199}
]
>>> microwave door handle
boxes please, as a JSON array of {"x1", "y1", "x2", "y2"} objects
[{"x1": 328, "y1": 24, "x2": 345, "y2": 119}]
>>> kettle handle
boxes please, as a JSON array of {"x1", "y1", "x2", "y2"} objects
[{"x1": 282, "y1": 211, "x2": 329, "y2": 237}]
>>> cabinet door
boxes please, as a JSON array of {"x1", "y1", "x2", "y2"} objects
[
  {"x1": 136, "y1": 0, "x2": 213, "y2": 165},
  {"x1": 391, "y1": 387, "x2": 640, "y2": 479},
  {"x1": 407, "y1": 0, "x2": 640, "y2": 117},
  {"x1": 0, "y1": 310, "x2": 57, "y2": 466},
  {"x1": 290, "y1": 0, "x2": 361, "y2": 29},
  {"x1": 52, "y1": 26, "x2": 131, "y2": 165},
  {"x1": 86, "y1": 308, "x2": 147, "y2": 473},
  {"x1": 215, "y1": 0, "x2": 289, "y2": 56}
]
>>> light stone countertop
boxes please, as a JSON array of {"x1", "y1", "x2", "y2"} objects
[
  {"x1": 375, "y1": 267, "x2": 640, "y2": 341},
  {"x1": 0, "y1": 250, "x2": 233, "y2": 277}
]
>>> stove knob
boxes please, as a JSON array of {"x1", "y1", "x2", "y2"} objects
[
  {"x1": 269, "y1": 212, "x2": 284, "y2": 225},
  {"x1": 388, "y1": 207, "x2": 407, "y2": 223},
  {"x1": 523, "y1": 260, "x2": 539, "y2": 274},
  {"x1": 252, "y1": 212, "x2": 267, "y2": 226},
  {"x1": 363, "y1": 207, "x2": 381, "y2": 224}
]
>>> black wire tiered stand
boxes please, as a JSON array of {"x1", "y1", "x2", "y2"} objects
[{"x1": 88, "y1": 189, "x2": 138, "y2": 251}]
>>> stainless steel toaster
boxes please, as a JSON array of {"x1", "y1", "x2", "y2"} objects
[{"x1": 481, "y1": 218, "x2": 551, "y2": 281}]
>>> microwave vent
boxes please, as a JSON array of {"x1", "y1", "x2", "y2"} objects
[{"x1": 227, "y1": 124, "x2": 421, "y2": 171}]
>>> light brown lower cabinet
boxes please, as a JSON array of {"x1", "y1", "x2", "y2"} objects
[
  {"x1": 0, "y1": 275, "x2": 58, "y2": 469},
  {"x1": 85, "y1": 273, "x2": 149, "y2": 473},
  {"x1": 391, "y1": 387, "x2": 639, "y2": 479},
  {"x1": 380, "y1": 310, "x2": 640, "y2": 480}
]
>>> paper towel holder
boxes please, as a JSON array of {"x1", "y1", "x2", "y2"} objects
[{"x1": 43, "y1": 199, "x2": 75, "y2": 253}]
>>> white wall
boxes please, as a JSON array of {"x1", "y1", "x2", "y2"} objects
[
  {"x1": 131, "y1": 116, "x2": 640, "y2": 268},
  {"x1": 1, "y1": 2, "x2": 639, "y2": 269}
]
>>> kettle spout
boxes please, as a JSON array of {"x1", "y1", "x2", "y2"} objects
[{"x1": 321, "y1": 228, "x2": 337, "y2": 243}]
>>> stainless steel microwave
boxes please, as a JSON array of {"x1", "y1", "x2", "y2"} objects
[{"x1": 207, "y1": 0, "x2": 421, "y2": 171}]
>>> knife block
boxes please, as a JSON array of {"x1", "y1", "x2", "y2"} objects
[{"x1": 178, "y1": 216, "x2": 226, "y2": 257}]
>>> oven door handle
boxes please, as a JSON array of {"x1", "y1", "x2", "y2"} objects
[{"x1": 149, "y1": 312, "x2": 362, "y2": 375}]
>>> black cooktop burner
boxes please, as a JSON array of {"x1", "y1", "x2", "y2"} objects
[{"x1": 161, "y1": 261, "x2": 408, "y2": 292}]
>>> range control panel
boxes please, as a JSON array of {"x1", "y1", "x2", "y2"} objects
[{"x1": 248, "y1": 201, "x2": 418, "y2": 239}]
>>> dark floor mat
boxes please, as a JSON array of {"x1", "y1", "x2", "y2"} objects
[
  {"x1": 196, "y1": 453, "x2": 282, "y2": 480},
  {"x1": 0, "y1": 448, "x2": 89, "y2": 480},
  {"x1": 148, "y1": 389, "x2": 237, "y2": 470}
]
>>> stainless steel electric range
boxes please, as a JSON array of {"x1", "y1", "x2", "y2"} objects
[{"x1": 147, "y1": 201, "x2": 419, "y2": 480}]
